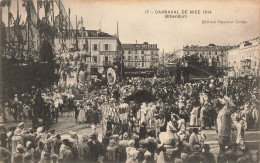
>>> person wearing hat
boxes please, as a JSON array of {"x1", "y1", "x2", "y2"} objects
[
  {"x1": 0, "y1": 146, "x2": 11, "y2": 163},
  {"x1": 189, "y1": 128, "x2": 200, "y2": 152},
  {"x1": 13, "y1": 144, "x2": 25, "y2": 163},
  {"x1": 24, "y1": 152, "x2": 34, "y2": 163},
  {"x1": 87, "y1": 133, "x2": 104, "y2": 162},
  {"x1": 126, "y1": 139, "x2": 135, "y2": 160},
  {"x1": 25, "y1": 141, "x2": 35, "y2": 162},
  {"x1": 12, "y1": 122, "x2": 24, "y2": 154},
  {"x1": 217, "y1": 96, "x2": 236, "y2": 154},
  {"x1": 137, "y1": 140, "x2": 148, "y2": 162},
  {"x1": 202, "y1": 144, "x2": 216, "y2": 163},
  {"x1": 35, "y1": 141, "x2": 45, "y2": 162},
  {"x1": 107, "y1": 139, "x2": 119, "y2": 162},
  {"x1": 59, "y1": 139, "x2": 73, "y2": 163},
  {"x1": 78, "y1": 135, "x2": 89, "y2": 162},
  {"x1": 142, "y1": 150, "x2": 151, "y2": 163},
  {"x1": 50, "y1": 154, "x2": 59, "y2": 163}
]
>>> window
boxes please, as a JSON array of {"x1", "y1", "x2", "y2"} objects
[
  {"x1": 128, "y1": 51, "x2": 131, "y2": 54},
  {"x1": 141, "y1": 56, "x2": 144, "y2": 61},
  {"x1": 104, "y1": 44, "x2": 109, "y2": 51},
  {"x1": 128, "y1": 56, "x2": 131, "y2": 61},
  {"x1": 105, "y1": 56, "x2": 109, "y2": 62},
  {"x1": 93, "y1": 44, "x2": 98, "y2": 51},
  {"x1": 141, "y1": 50, "x2": 144, "y2": 54},
  {"x1": 93, "y1": 56, "x2": 97, "y2": 63},
  {"x1": 142, "y1": 62, "x2": 144, "y2": 67},
  {"x1": 83, "y1": 44, "x2": 87, "y2": 50},
  {"x1": 135, "y1": 56, "x2": 138, "y2": 60},
  {"x1": 135, "y1": 63, "x2": 138, "y2": 67},
  {"x1": 122, "y1": 51, "x2": 124, "y2": 54},
  {"x1": 134, "y1": 50, "x2": 137, "y2": 54}
]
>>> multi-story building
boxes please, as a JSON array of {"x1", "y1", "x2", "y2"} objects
[
  {"x1": 182, "y1": 44, "x2": 234, "y2": 67},
  {"x1": 227, "y1": 37, "x2": 260, "y2": 77},
  {"x1": 55, "y1": 27, "x2": 121, "y2": 78},
  {"x1": 122, "y1": 42, "x2": 159, "y2": 76}
]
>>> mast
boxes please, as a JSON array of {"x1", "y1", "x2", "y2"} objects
[
  {"x1": 81, "y1": 16, "x2": 83, "y2": 50},
  {"x1": 8, "y1": 1, "x2": 10, "y2": 54},
  {"x1": 17, "y1": 0, "x2": 19, "y2": 50},
  {"x1": 117, "y1": 21, "x2": 119, "y2": 39},
  {"x1": 27, "y1": 1, "x2": 30, "y2": 55},
  {"x1": 59, "y1": 0, "x2": 61, "y2": 44},
  {"x1": 76, "y1": 15, "x2": 78, "y2": 51},
  {"x1": 68, "y1": 8, "x2": 70, "y2": 41}
]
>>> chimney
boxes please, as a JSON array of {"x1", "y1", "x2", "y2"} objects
[{"x1": 136, "y1": 40, "x2": 137, "y2": 44}]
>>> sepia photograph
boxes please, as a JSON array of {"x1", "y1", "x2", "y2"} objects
[{"x1": 0, "y1": 0, "x2": 259, "y2": 162}]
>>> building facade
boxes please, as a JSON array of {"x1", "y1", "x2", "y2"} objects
[
  {"x1": 122, "y1": 42, "x2": 159, "y2": 76},
  {"x1": 227, "y1": 37, "x2": 260, "y2": 77},
  {"x1": 182, "y1": 44, "x2": 234, "y2": 67},
  {"x1": 66, "y1": 28, "x2": 121, "y2": 78}
]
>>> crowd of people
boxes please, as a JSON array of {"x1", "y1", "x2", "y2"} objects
[{"x1": 0, "y1": 75, "x2": 259, "y2": 163}]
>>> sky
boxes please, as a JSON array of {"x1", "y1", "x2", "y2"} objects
[{"x1": 1, "y1": 0, "x2": 260, "y2": 53}]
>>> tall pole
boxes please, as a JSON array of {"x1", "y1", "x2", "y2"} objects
[
  {"x1": 89, "y1": 37, "x2": 91, "y2": 63},
  {"x1": 76, "y1": 15, "x2": 78, "y2": 51},
  {"x1": 17, "y1": 0, "x2": 19, "y2": 50},
  {"x1": 52, "y1": 1, "x2": 54, "y2": 43},
  {"x1": 68, "y1": 8, "x2": 70, "y2": 41},
  {"x1": 59, "y1": 0, "x2": 61, "y2": 44},
  {"x1": 81, "y1": 17, "x2": 83, "y2": 39},
  {"x1": 27, "y1": 2, "x2": 30, "y2": 55},
  {"x1": 8, "y1": 2, "x2": 10, "y2": 54}
]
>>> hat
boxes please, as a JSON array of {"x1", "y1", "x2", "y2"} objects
[
  {"x1": 144, "y1": 150, "x2": 151, "y2": 157},
  {"x1": 193, "y1": 144, "x2": 201, "y2": 151},
  {"x1": 18, "y1": 122, "x2": 24, "y2": 128},
  {"x1": 16, "y1": 144, "x2": 24, "y2": 151},
  {"x1": 62, "y1": 139, "x2": 70, "y2": 145},
  {"x1": 50, "y1": 154, "x2": 58, "y2": 160},
  {"x1": 139, "y1": 140, "x2": 147, "y2": 146},
  {"x1": 203, "y1": 144, "x2": 210, "y2": 150},
  {"x1": 128, "y1": 139, "x2": 135, "y2": 147},
  {"x1": 89, "y1": 133, "x2": 97, "y2": 139},
  {"x1": 26, "y1": 141, "x2": 32, "y2": 148},
  {"x1": 71, "y1": 132, "x2": 78, "y2": 139},
  {"x1": 123, "y1": 132, "x2": 128, "y2": 139},
  {"x1": 37, "y1": 127, "x2": 44, "y2": 133}
]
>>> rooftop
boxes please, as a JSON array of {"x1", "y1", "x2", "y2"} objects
[
  {"x1": 122, "y1": 42, "x2": 159, "y2": 50},
  {"x1": 183, "y1": 44, "x2": 234, "y2": 51}
]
